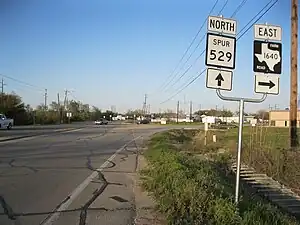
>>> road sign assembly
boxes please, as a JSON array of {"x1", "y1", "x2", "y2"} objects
[
  {"x1": 204, "y1": 16, "x2": 280, "y2": 206},
  {"x1": 206, "y1": 68, "x2": 232, "y2": 91},
  {"x1": 208, "y1": 16, "x2": 237, "y2": 36},
  {"x1": 205, "y1": 33, "x2": 236, "y2": 69},
  {"x1": 254, "y1": 24, "x2": 282, "y2": 41},
  {"x1": 253, "y1": 40, "x2": 282, "y2": 74},
  {"x1": 255, "y1": 74, "x2": 279, "y2": 95}
]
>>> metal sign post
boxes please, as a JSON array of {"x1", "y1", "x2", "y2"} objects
[
  {"x1": 205, "y1": 16, "x2": 282, "y2": 204},
  {"x1": 216, "y1": 90, "x2": 267, "y2": 203}
]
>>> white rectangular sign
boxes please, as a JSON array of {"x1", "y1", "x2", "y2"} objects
[
  {"x1": 206, "y1": 68, "x2": 233, "y2": 91},
  {"x1": 254, "y1": 24, "x2": 282, "y2": 41},
  {"x1": 254, "y1": 74, "x2": 279, "y2": 95},
  {"x1": 208, "y1": 16, "x2": 237, "y2": 35},
  {"x1": 205, "y1": 33, "x2": 236, "y2": 69}
]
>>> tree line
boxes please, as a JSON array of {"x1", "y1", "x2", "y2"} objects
[{"x1": 0, "y1": 93, "x2": 117, "y2": 125}]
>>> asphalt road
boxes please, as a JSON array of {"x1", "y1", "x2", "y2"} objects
[
  {"x1": 0, "y1": 122, "x2": 121, "y2": 139},
  {"x1": 0, "y1": 124, "x2": 166, "y2": 225}
]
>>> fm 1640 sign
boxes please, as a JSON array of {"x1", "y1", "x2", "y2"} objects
[
  {"x1": 253, "y1": 40, "x2": 282, "y2": 74},
  {"x1": 205, "y1": 33, "x2": 236, "y2": 70}
]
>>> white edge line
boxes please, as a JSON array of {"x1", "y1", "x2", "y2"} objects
[{"x1": 41, "y1": 135, "x2": 142, "y2": 225}]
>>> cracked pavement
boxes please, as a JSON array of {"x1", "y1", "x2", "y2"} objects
[{"x1": 0, "y1": 124, "x2": 167, "y2": 225}]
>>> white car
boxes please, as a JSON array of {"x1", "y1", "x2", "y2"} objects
[
  {"x1": 0, "y1": 114, "x2": 14, "y2": 130},
  {"x1": 95, "y1": 119, "x2": 108, "y2": 125}
]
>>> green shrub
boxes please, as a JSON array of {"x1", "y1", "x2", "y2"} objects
[{"x1": 141, "y1": 130, "x2": 299, "y2": 225}]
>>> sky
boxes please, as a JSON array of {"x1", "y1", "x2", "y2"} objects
[{"x1": 0, "y1": 0, "x2": 292, "y2": 114}]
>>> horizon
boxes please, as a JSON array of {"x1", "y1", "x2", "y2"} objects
[{"x1": 0, "y1": 0, "x2": 291, "y2": 114}]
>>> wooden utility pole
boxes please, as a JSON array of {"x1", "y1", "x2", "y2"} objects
[
  {"x1": 57, "y1": 93, "x2": 61, "y2": 124},
  {"x1": 290, "y1": 0, "x2": 298, "y2": 148},
  {"x1": 1, "y1": 78, "x2": 5, "y2": 107},
  {"x1": 189, "y1": 101, "x2": 193, "y2": 121},
  {"x1": 176, "y1": 101, "x2": 179, "y2": 124},
  {"x1": 44, "y1": 89, "x2": 48, "y2": 109}
]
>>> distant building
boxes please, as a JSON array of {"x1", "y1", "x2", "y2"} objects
[{"x1": 269, "y1": 110, "x2": 300, "y2": 127}]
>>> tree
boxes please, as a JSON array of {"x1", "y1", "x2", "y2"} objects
[
  {"x1": 0, "y1": 93, "x2": 32, "y2": 125},
  {"x1": 254, "y1": 110, "x2": 269, "y2": 120}
]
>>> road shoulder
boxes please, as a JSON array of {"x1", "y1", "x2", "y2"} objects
[{"x1": 133, "y1": 154, "x2": 166, "y2": 225}]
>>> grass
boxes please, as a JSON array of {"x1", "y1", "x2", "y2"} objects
[
  {"x1": 141, "y1": 129, "x2": 299, "y2": 225},
  {"x1": 198, "y1": 126, "x2": 300, "y2": 194}
]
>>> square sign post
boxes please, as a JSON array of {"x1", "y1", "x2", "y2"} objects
[{"x1": 205, "y1": 15, "x2": 269, "y2": 206}]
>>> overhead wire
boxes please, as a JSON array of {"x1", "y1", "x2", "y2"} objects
[
  {"x1": 0, "y1": 73, "x2": 46, "y2": 91},
  {"x1": 160, "y1": 0, "x2": 278, "y2": 104},
  {"x1": 158, "y1": 0, "x2": 220, "y2": 92}
]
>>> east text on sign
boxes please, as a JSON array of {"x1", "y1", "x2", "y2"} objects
[{"x1": 254, "y1": 24, "x2": 282, "y2": 41}]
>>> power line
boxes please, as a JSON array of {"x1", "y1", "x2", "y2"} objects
[
  {"x1": 0, "y1": 73, "x2": 46, "y2": 91},
  {"x1": 160, "y1": 69, "x2": 206, "y2": 104},
  {"x1": 160, "y1": 0, "x2": 278, "y2": 104},
  {"x1": 231, "y1": 0, "x2": 248, "y2": 18},
  {"x1": 158, "y1": 0, "x2": 220, "y2": 92},
  {"x1": 237, "y1": 0, "x2": 278, "y2": 40}
]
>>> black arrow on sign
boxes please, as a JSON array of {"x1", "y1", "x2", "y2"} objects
[
  {"x1": 258, "y1": 80, "x2": 275, "y2": 89},
  {"x1": 215, "y1": 73, "x2": 224, "y2": 86}
]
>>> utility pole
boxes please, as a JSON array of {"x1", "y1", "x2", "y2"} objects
[
  {"x1": 290, "y1": 0, "x2": 298, "y2": 148},
  {"x1": 57, "y1": 93, "x2": 61, "y2": 124},
  {"x1": 142, "y1": 94, "x2": 147, "y2": 117},
  {"x1": 1, "y1": 78, "x2": 6, "y2": 107},
  {"x1": 1, "y1": 78, "x2": 4, "y2": 95},
  {"x1": 44, "y1": 89, "x2": 48, "y2": 110},
  {"x1": 176, "y1": 101, "x2": 179, "y2": 124},
  {"x1": 63, "y1": 89, "x2": 69, "y2": 123},
  {"x1": 189, "y1": 101, "x2": 192, "y2": 121}
]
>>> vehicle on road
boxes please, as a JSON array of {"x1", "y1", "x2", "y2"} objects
[
  {"x1": 137, "y1": 119, "x2": 150, "y2": 124},
  {"x1": 95, "y1": 118, "x2": 108, "y2": 125},
  {"x1": 0, "y1": 114, "x2": 14, "y2": 130}
]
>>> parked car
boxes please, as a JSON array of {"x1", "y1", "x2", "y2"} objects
[
  {"x1": 95, "y1": 118, "x2": 108, "y2": 125},
  {"x1": 0, "y1": 114, "x2": 14, "y2": 130}
]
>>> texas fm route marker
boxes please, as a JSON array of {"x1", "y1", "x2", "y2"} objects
[
  {"x1": 206, "y1": 68, "x2": 233, "y2": 91},
  {"x1": 253, "y1": 40, "x2": 282, "y2": 74},
  {"x1": 255, "y1": 73, "x2": 279, "y2": 95}
]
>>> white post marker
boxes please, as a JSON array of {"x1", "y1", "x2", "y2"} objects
[
  {"x1": 205, "y1": 33, "x2": 236, "y2": 69},
  {"x1": 255, "y1": 74, "x2": 279, "y2": 95},
  {"x1": 208, "y1": 16, "x2": 237, "y2": 36},
  {"x1": 254, "y1": 24, "x2": 282, "y2": 41},
  {"x1": 206, "y1": 68, "x2": 233, "y2": 91}
]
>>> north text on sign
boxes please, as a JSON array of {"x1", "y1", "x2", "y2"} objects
[
  {"x1": 210, "y1": 20, "x2": 235, "y2": 33},
  {"x1": 208, "y1": 16, "x2": 237, "y2": 35}
]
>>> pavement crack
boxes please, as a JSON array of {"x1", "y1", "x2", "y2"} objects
[
  {"x1": 78, "y1": 176, "x2": 108, "y2": 225},
  {"x1": 0, "y1": 195, "x2": 17, "y2": 220},
  {"x1": 8, "y1": 159, "x2": 38, "y2": 173}
]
